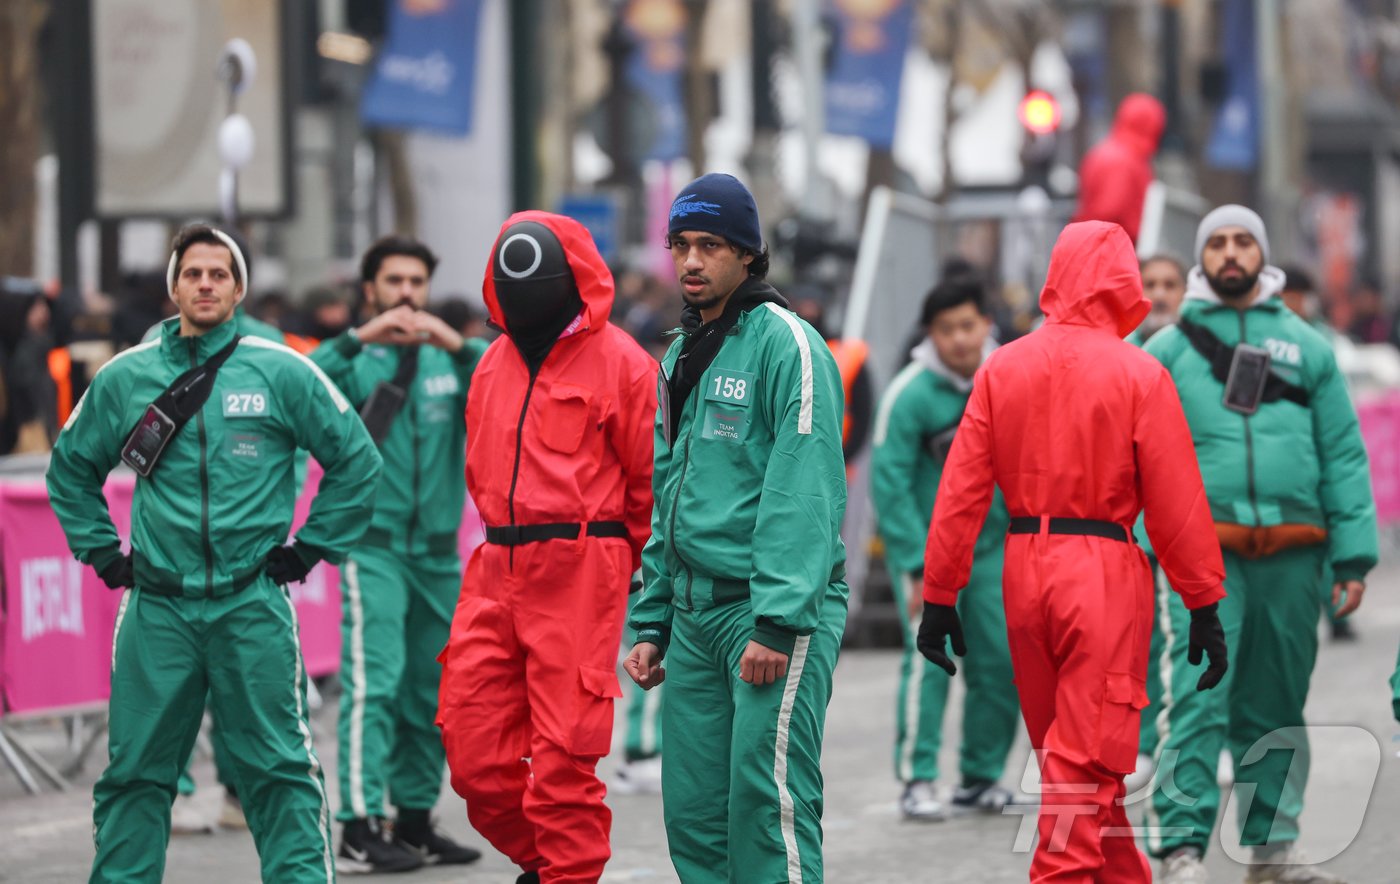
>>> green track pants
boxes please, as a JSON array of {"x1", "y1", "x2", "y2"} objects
[
  {"x1": 1139, "y1": 561, "x2": 1168, "y2": 756},
  {"x1": 661, "y1": 585, "x2": 846, "y2": 883},
  {"x1": 1147, "y1": 545, "x2": 1325, "y2": 857},
  {"x1": 622, "y1": 594, "x2": 664, "y2": 761},
  {"x1": 177, "y1": 696, "x2": 236, "y2": 797},
  {"x1": 92, "y1": 579, "x2": 334, "y2": 883},
  {"x1": 335, "y1": 544, "x2": 458, "y2": 821},
  {"x1": 892, "y1": 559, "x2": 1018, "y2": 785}
]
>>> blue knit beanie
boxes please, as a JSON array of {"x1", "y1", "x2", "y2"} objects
[{"x1": 668, "y1": 173, "x2": 762, "y2": 253}]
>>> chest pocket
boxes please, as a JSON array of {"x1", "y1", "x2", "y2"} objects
[
  {"x1": 701, "y1": 368, "x2": 755, "y2": 444},
  {"x1": 538, "y1": 383, "x2": 596, "y2": 454}
]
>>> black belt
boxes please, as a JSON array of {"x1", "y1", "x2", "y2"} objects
[
  {"x1": 1008, "y1": 517, "x2": 1131, "y2": 543},
  {"x1": 484, "y1": 521, "x2": 629, "y2": 546},
  {"x1": 133, "y1": 553, "x2": 265, "y2": 598},
  {"x1": 361, "y1": 526, "x2": 458, "y2": 556}
]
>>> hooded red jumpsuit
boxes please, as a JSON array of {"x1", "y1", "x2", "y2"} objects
[
  {"x1": 923, "y1": 222, "x2": 1225, "y2": 882},
  {"x1": 1072, "y1": 93, "x2": 1165, "y2": 243},
  {"x1": 437, "y1": 212, "x2": 656, "y2": 883}
]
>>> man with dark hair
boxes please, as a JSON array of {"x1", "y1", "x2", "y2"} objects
[
  {"x1": 1143, "y1": 206, "x2": 1375, "y2": 883},
  {"x1": 310, "y1": 234, "x2": 487, "y2": 873},
  {"x1": 1133, "y1": 254, "x2": 1187, "y2": 345},
  {"x1": 871, "y1": 273, "x2": 1019, "y2": 822},
  {"x1": 919, "y1": 221, "x2": 1229, "y2": 882},
  {"x1": 624, "y1": 173, "x2": 848, "y2": 882},
  {"x1": 47, "y1": 223, "x2": 383, "y2": 882}
]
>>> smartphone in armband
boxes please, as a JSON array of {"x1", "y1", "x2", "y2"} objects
[
  {"x1": 359, "y1": 381, "x2": 408, "y2": 444},
  {"x1": 121, "y1": 405, "x2": 178, "y2": 477},
  {"x1": 1223, "y1": 343, "x2": 1272, "y2": 415},
  {"x1": 926, "y1": 426, "x2": 958, "y2": 465}
]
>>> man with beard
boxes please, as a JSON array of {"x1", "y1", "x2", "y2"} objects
[
  {"x1": 310, "y1": 235, "x2": 487, "y2": 873},
  {"x1": 624, "y1": 173, "x2": 848, "y2": 882},
  {"x1": 1143, "y1": 206, "x2": 1376, "y2": 884},
  {"x1": 1130, "y1": 254, "x2": 1187, "y2": 345},
  {"x1": 437, "y1": 212, "x2": 656, "y2": 884}
]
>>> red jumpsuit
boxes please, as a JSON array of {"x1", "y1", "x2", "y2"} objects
[
  {"x1": 922, "y1": 221, "x2": 1225, "y2": 882},
  {"x1": 437, "y1": 212, "x2": 656, "y2": 883},
  {"x1": 1072, "y1": 93, "x2": 1165, "y2": 243}
]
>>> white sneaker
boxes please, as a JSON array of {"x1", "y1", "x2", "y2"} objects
[
  {"x1": 1160, "y1": 848, "x2": 1208, "y2": 883},
  {"x1": 610, "y1": 756, "x2": 663, "y2": 795},
  {"x1": 1123, "y1": 752, "x2": 1156, "y2": 796},
  {"x1": 170, "y1": 793, "x2": 215, "y2": 835},
  {"x1": 1243, "y1": 845, "x2": 1347, "y2": 883},
  {"x1": 899, "y1": 781, "x2": 946, "y2": 822}
]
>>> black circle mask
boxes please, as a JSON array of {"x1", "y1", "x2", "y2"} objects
[{"x1": 492, "y1": 221, "x2": 582, "y2": 345}]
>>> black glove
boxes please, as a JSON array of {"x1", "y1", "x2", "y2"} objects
[
  {"x1": 916, "y1": 603, "x2": 966, "y2": 676},
  {"x1": 96, "y1": 552, "x2": 134, "y2": 591},
  {"x1": 264, "y1": 543, "x2": 318, "y2": 586},
  {"x1": 1188, "y1": 602, "x2": 1229, "y2": 691}
]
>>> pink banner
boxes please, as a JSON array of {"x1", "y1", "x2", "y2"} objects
[{"x1": 1357, "y1": 391, "x2": 1400, "y2": 525}]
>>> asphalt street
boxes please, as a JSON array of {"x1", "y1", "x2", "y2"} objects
[{"x1": 4, "y1": 560, "x2": 1399, "y2": 883}]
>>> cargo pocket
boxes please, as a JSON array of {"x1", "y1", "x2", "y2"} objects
[
  {"x1": 539, "y1": 385, "x2": 592, "y2": 454},
  {"x1": 571, "y1": 665, "x2": 623, "y2": 757},
  {"x1": 1096, "y1": 671, "x2": 1148, "y2": 774}
]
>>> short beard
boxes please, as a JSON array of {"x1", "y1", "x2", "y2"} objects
[
  {"x1": 682, "y1": 289, "x2": 726, "y2": 313},
  {"x1": 1207, "y1": 269, "x2": 1260, "y2": 301}
]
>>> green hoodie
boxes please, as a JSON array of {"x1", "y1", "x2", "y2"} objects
[
  {"x1": 630, "y1": 285, "x2": 848, "y2": 655},
  {"x1": 1143, "y1": 265, "x2": 1377, "y2": 581},
  {"x1": 47, "y1": 317, "x2": 383, "y2": 597},
  {"x1": 870, "y1": 338, "x2": 1008, "y2": 576},
  {"x1": 310, "y1": 329, "x2": 487, "y2": 555}
]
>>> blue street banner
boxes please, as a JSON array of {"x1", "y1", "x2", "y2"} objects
[
  {"x1": 1205, "y1": 0, "x2": 1258, "y2": 170},
  {"x1": 361, "y1": 0, "x2": 484, "y2": 136},
  {"x1": 625, "y1": 0, "x2": 688, "y2": 161},
  {"x1": 824, "y1": 0, "x2": 914, "y2": 149},
  {"x1": 558, "y1": 193, "x2": 621, "y2": 263}
]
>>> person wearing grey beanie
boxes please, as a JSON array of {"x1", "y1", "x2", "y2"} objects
[{"x1": 1141, "y1": 207, "x2": 1376, "y2": 884}]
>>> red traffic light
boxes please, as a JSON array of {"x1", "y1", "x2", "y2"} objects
[{"x1": 1018, "y1": 90, "x2": 1061, "y2": 135}]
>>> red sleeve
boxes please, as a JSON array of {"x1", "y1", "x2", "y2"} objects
[
  {"x1": 1074, "y1": 146, "x2": 1149, "y2": 242},
  {"x1": 922, "y1": 373, "x2": 998, "y2": 605},
  {"x1": 611, "y1": 349, "x2": 658, "y2": 572},
  {"x1": 1135, "y1": 369, "x2": 1226, "y2": 609}
]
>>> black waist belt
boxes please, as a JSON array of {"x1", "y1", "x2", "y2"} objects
[
  {"x1": 485, "y1": 521, "x2": 629, "y2": 546},
  {"x1": 361, "y1": 526, "x2": 458, "y2": 556},
  {"x1": 1008, "y1": 517, "x2": 1132, "y2": 543},
  {"x1": 133, "y1": 553, "x2": 264, "y2": 598}
]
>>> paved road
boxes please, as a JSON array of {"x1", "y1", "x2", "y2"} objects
[{"x1": 5, "y1": 563, "x2": 1399, "y2": 883}]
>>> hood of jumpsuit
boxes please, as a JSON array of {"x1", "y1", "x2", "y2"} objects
[
  {"x1": 1109, "y1": 92, "x2": 1166, "y2": 160},
  {"x1": 1039, "y1": 221, "x2": 1151, "y2": 339},
  {"x1": 481, "y1": 210, "x2": 615, "y2": 342}
]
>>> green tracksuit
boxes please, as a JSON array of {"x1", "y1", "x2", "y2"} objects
[
  {"x1": 630, "y1": 286, "x2": 848, "y2": 883},
  {"x1": 622, "y1": 590, "x2": 664, "y2": 762},
  {"x1": 1142, "y1": 270, "x2": 1377, "y2": 857},
  {"x1": 869, "y1": 340, "x2": 1018, "y2": 786},
  {"x1": 309, "y1": 329, "x2": 487, "y2": 822},
  {"x1": 47, "y1": 317, "x2": 382, "y2": 883}
]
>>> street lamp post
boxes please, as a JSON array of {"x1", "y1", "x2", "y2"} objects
[{"x1": 216, "y1": 38, "x2": 257, "y2": 225}]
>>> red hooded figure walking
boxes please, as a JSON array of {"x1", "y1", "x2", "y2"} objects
[
  {"x1": 437, "y1": 212, "x2": 657, "y2": 884},
  {"x1": 1072, "y1": 93, "x2": 1165, "y2": 243},
  {"x1": 918, "y1": 221, "x2": 1228, "y2": 882}
]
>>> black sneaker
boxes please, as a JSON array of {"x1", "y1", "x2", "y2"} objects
[
  {"x1": 337, "y1": 817, "x2": 424, "y2": 874},
  {"x1": 951, "y1": 779, "x2": 1016, "y2": 815},
  {"x1": 516, "y1": 873, "x2": 541, "y2": 884},
  {"x1": 394, "y1": 809, "x2": 482, "y2": 866}
]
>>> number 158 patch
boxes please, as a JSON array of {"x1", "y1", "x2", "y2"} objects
[{"x1": 703, "y1": 370, "x2": 753, "y2": 442}]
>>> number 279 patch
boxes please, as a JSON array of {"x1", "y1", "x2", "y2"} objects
[{"x1": 223, "y1": 391, "x2": 269, "y2": 417}]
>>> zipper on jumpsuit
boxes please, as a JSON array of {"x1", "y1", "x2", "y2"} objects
[
  {"x1": 1237, "y1": 311, "x2": 1263, "y2": 525},
  {"x1": 667, "y1": 436, "x2": 696, "y2": 609},
  {"x1": 504, "y1": 361, "x2": 541, "y2": 572},
  {"x1": 189, "y1": 338, "x2": 215, "y2": 598}
]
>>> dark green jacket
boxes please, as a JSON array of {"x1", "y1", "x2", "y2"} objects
[
  {"x1": 47, "y1": 317, "x2": 382, "y2": 598},
  {"x1": 310, "y1": 329, "x2": 487, "y2": 556},
  {"x1": 1144, "y1": 267, "x2": 1377, "y2": 580},
  {"x1": 630, "y1": 298, "x2": 848, "y2": 656}
]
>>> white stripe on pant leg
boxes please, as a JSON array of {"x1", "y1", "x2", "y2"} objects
[
  {"x1": 346, "y1": 559, "x2": 368, "y2": 819},
  {"x1": 773, "y1": 635, "x2": 811, "y2": 884},
  {"x1": 110, "y1": 589, "x2": 132, "y2": 671},
  {"x1": 897, "y1": 574, "x2": 925, "y2": 783},
  {"x1": 640, "y1": 682, "x2": 662, "y2": 756},
  {"x1": 1145, "y1": 566, "x2": 1176, "y2": 853},
  {"x1": 281, "y1": 589, "x2": 336, "y2": 882}
]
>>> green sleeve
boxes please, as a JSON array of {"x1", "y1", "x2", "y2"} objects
[
  {"x1": 747, "y1": 323, "x2": 847, "y2": 655},
  {"x1": 451, "y1": 337, "x2": 489, "y2": 397},
  {"x1": 1310, "y1": 353, "x2": 1378, "y2": 581},
  {"x1": 308, "y1": 331, "x2": 371, "y2": 408},
  {"x1": 629, "y1": 410, "x2": 675, "y2": 656},
  {"x1": 283, "y1": 358, "x2": 383, "y2": 563},
  {"x1": 45, "y1": 370, "x2": 128, "y2": 570},
  {"x1": 870, "y1": 382, "x2": 931, "y2": 576}
]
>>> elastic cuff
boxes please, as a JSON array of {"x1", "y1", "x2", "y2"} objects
[
  {"x1": 750, "y1": 619, "x2": 798, "y2": 656},
  {"x1": 334, "y1": 330, "x2": 364, "y2": 358},
  {"x1": 925, "y1": 587, "x2": 960, "y2": 607},
  {"x1": 291, "y1": 541, "x2": 324, "y2": 568},
  {"x1": 87, "y1": 545, "x2": 125, "y2": 574},
  {"x1": 1331, "y1": 560, "x2": 1370, "y2": 583},
  {"x1": 633, "y1": 626, "x2": 669, "y2": 657},
  {"x1": 1179, "y1": 582, "x2": 1226, "y2": 611}
]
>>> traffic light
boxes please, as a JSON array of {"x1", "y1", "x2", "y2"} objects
[{"x1": 1018, "y1": 90, "x2": 1062, "y2": 136}]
